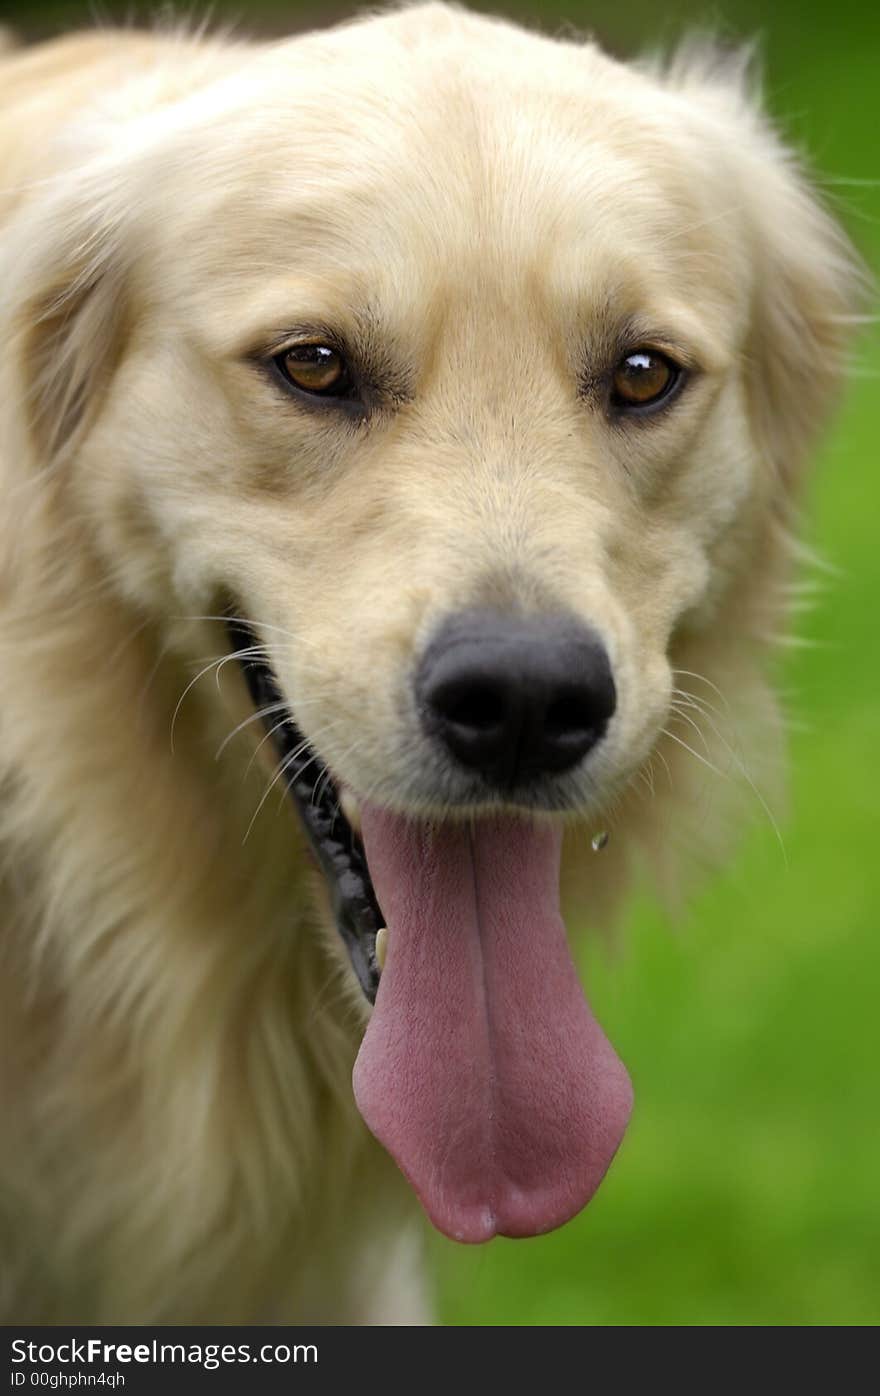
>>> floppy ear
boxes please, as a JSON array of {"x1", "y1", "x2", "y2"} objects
[
  {"x1": 7, "y1": 164, "x2": 131, "y2": 465},
  {"x1": 740, "y1": 132, "x2": 866, "y2": 502},
  {"x1": 663, "y1": 44, "x2": 868, "y2": 505}
]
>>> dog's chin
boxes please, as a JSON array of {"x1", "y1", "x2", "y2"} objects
[{"x1": 226, "y1": 614, "x2": 632, "y2": 1245}]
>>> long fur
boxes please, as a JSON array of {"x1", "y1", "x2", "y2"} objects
[{"x1": 0, "y1": 4, "x2": 864, "y2": 1322}]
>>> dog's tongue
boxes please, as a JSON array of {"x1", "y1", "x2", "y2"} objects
[{"x1": 353, "y1": 806, "x2": 633, "y2": 1242}]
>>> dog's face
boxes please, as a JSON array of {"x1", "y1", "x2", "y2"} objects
[
  {"x1": 9, "y1": 6, "x2": 858, "y2": 1243},
  {"x1": 77, "y1": 29, "x2": 762, "y2": 821},
  {"x1": 54, "y1": 14, "x2": 850, "y2": 827}
]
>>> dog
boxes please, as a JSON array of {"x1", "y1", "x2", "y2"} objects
[{"x1": 0, "y1": 3, "x2": 862, "y2": 1323}]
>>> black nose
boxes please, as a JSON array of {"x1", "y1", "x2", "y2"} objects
[{"x1": 416, "y1": 609, "x2": 616, "y2": 789}]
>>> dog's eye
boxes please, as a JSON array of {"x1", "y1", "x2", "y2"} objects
[
  {"x1": 611, "y1": 349, "x2": 679, "y2": 411},
  {"x1": 275, "y1": 344, "x2": 353, "y2": 397}
]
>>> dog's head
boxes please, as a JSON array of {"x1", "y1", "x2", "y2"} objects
[{"x1": 5, "y1": 5, "x2": 862, "y2": 1241}]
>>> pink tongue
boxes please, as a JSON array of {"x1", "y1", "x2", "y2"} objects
[{"x1": 353, "y1": 805, "x2": 633, "y2": 1242}]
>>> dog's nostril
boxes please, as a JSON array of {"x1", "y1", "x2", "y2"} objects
[
  {"x1": 436, "y1": 680, "x2": 507, "y2": 732},
  {"x1": 544, "y1": 692, "x2": 592, "y2": 739},
  {"x1": 416, "y1": 609, "x2": 616, "y2": 790}
]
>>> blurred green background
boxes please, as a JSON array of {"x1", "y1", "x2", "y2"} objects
[{"x1": 4, "y1": 0, "x2": 877, "y2": 1327}]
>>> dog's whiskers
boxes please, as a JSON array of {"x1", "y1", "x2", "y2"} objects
[
  {"x1": 670, "y1": 687, "x2": 726, "y2": 724},
  {"x1": 637, "y1": 757, "x2": 656, "y2": 798},
  {"x1": 309, "y1": 732, "x2": 367, "y2": 813},
  {"x1": 177, "y1": 613, "x2": 329, "y2": 652},
  {"x1": 214, "y1": 700, "x2": 290, "y2": 762},
  {"x1": 665, "y1": 680, "x2": 788, "y2": 866},
  {"x1": 670, "y1": 667, "x2": 731, "y2": 711},
  {"x1": 243, "y1": 743, "x2": 311, "y2": 846},
  {"x1": 244, "y1": 719, "x2": 348, "y2": 845},
  {"x1": 170, "y1": 644, "x2": 268, "y2": 752},
  {"x1": 667, "y1": 701, "x2": 714, "y2": 757},
  {"x1": 245, "y1": 715, "x2": 298, "y2": 782},
  {"x1": 660, "y1": 725, "x2": 725, "y2": 779}
]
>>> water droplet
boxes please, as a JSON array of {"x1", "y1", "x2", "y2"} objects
[{"x1": 591, "y1": 830, "x2": 609, "y2": 852}]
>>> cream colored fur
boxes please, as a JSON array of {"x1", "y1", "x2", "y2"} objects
[{"x1": 0, "y1": 4, "x2": 862, "y2": 1322}]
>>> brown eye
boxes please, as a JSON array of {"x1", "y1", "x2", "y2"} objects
[
  {"x1": 611, "y1": 349, "x2": 679, "y2": 411},
  {"x1": 276, "y1": 343, "x2": 352, "y2": 397}
]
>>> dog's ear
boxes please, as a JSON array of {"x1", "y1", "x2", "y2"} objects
[
  {"x1": 662, "y1": 43, "x2": 868, "y2": 503},
  {"x1": 8, "y1": 162, "x2": 131, "y2": 465},
  {"x1": 740, "y1": 128, "x2": 866, "y2": 503}
]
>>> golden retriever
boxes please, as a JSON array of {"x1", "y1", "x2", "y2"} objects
[{"x1": 0, "y1": 3, "x2": 862, "y2": 1323}]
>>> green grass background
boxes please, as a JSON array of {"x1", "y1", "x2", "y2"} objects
[{"x1": 4, "y1": 0, "x2": 877, "y2": 1327}]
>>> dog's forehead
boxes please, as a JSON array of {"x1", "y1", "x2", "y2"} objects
[
  {"x1": 223, "y1": 45, "x2": 715, "y2": 259},
  {"x1": 162, "y1": 23, "x2": 745, "y2": 362}
]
